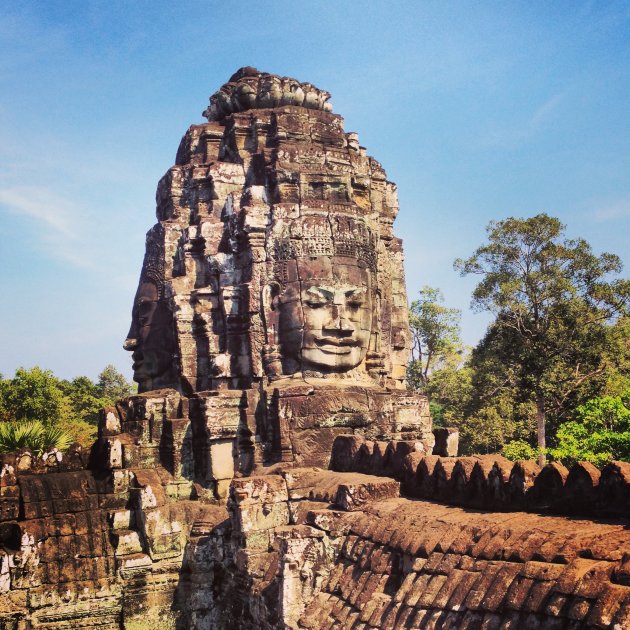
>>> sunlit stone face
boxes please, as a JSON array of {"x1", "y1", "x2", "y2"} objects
[
  {"x1": 123, "y1": 280, "x2": 175, "y2": 390},
  {"x1": 277, "y1": 261, "x2": 373, "y2": 373}
]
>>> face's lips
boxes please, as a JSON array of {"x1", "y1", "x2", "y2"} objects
[
  {"x1": 131, "y1": 351, "x2": 144, "y2": 371},
  {"x1": 313, "y1": 336, "x2": 359, "y2": 354},
  {"x1": 318, "y1": 347, "x2": 352, "y2": 355},
  {"x1": 315, "y1": 336, "x2": 358, "y2": 347}
]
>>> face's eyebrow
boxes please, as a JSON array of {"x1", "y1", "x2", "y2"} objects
[
  {"x1": 345, "y1": 287, "x2": 367, "y2": 297},
  {"x1": 305, "y1": 286, "x2": 334, "y2": 300}
]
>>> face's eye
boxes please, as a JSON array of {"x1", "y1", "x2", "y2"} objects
[
  {"x1": 137, "y1": 300, "x2": 154, "y2": 326},
  {"x1": 305, "y1": 300, "x2": 327, "y2": 309},
  {"x1": 346, "y1": 297, "x2": 364, "y2": 309},
  {"x1": 304, "y1": 287, "x2": 333, "y2": 308},
  {"x1": 346, "y1": 291, "x2": 366, "y2": 308}
]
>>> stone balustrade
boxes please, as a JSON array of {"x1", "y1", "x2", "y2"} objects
[{"x1": 330, "y1": 434, "x2": 630, "y2": 517}]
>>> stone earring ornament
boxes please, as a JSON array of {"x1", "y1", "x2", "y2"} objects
[{"x1": 261, "y1": 282, "x2": 283, "y2": 380}]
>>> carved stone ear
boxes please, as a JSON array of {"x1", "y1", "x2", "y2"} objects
[
  {"x1": 261, "y1": 282, "x2": 281, "y2": 345},
  {"x1": 261, "y1": 282, "x2": 281, "y2": 313}
]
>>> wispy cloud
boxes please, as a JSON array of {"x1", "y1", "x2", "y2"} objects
[
  {"x1": 0, "y1": 125, "x2": 149, "y2": 277},
  {"x1": 591, "y1": 199, "x2": 630, "y2": 223},
  {"x1": 529, "y1": 93, "x2": 563, "y2": 129},
  {"x1": 0, "y1": 186, "x2": 77, "y2": 237},
  {"x1": 0, "y1": 185, "x2": 97, "y2": 268},
  {"x1": 481, "y1": 93, "x2": 564, "y2": 148}
]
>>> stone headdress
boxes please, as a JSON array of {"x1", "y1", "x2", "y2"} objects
[
  {"x1": 266, "y1": 212, "x2": 378, "y2": 285},
  {"x1": 140, "y1": 224, "x2": 166, "y2": 298}
]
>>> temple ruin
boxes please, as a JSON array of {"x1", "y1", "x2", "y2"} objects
[{"x1": 0, "y1": 68, "x2": 629, "y2": 629}]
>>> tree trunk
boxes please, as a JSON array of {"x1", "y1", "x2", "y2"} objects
[{"x1": 536, "y1": 392, "x2": 546, "y2": 466}]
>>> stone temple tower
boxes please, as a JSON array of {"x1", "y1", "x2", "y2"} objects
[{"x1": 120, "y1": 67, "x2": 433, "y2": 496}]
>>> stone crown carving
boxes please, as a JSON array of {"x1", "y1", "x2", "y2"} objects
[
  {"x1": 267, "y1": 215, "x2": 378, "y2": 272},
  {"x1": 202, "y1": 66, "x2": 333, "y2": 121}
]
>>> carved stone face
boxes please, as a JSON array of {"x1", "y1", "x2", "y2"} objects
[
  {"x1": 277, "y1": 261, "x2": 373, "y2": 373},
  {"x1": 123, "y1": 280, "x2": 175, "y2": 390}
]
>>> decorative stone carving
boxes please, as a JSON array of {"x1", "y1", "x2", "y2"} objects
[
  {"x1": 123, "y1": 225, "x2": 178, "y2": 392},
  {"x1": 202, "y1": 67, "x2": 333, "y2": 122},
  {"x1": 121, "y1": 66, "x2": 432, "y2": 475}
]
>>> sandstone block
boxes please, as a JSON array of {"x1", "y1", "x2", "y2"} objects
[
  {"x1": 305, "y1": 509, "x2": 354, "y2": 537},
  {"x1": 330, "y1": 435, "x2": 365, "y2": 472},
  {"x1": 432, "y1": 427, "x2": 459, "y2": 457},
  {"x1": 587, "y1": 582, "x2": 629, "y2": 627},
  {"x1": 599, "y1": 460, "x2": 630, "y2": 515},
  {"x1": 208, "y1": 439, "x2": 235, "y2": 481},
  {"x1": 230, "y1": 475, "x2": 289, "y2": 506},
  {"x1": 112, "y1": 529, "x2": 143, "y2": 556},
  {"x1": 508, "y1": 461, "x2": 540, "y2": 507},
  {"x1": 334, "y1": 477, "x2": 399, "y2": 511},
  {"x1": 527, "y1": 462, "x2": 569, "y2": 510}
]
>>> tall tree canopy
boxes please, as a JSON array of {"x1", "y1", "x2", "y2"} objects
[
  {"x1": 407, "y1": 286, "x2": 462, "y2": 391},
  {"x1": 455, "y1": 213, "x2": 629, "y2": 463},
  {"x1": 97, "y1": 365, "x2": 135, "y2": 402},
  {"x1": 0, "y1": 367, "x2": 65, "y2": 425}
]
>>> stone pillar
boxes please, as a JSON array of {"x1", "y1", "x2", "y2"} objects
[
  {"x1": 276, "y1": 525, "x2": 332, "y2": 629},
  {"x1": 432, "y1": 427, "x2": 459, "y2": 457}
]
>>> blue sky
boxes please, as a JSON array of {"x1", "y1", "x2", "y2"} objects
[{"x1": 1, "y1": 1, "x2": 628, "y2": 381}]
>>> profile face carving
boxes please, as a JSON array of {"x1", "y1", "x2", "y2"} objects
[
  {"x1": 123, "y1": 279, "x2": 175, "y2": 391},
  {"x1": 274, "y1": 261, "x2": 373, "y2": 374}
]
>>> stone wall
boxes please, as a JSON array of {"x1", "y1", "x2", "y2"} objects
[
  {"x1": 298, "y1": 498, "x2": 630, "y2": 629},
  {"x1": 0, "y1": 447, "x2": 227, "y2": 628},
  {"x1": 330, "y1": 435, "x2": 630, "y2": 517},
  {"x1": 2, "y1": 442, "x2": 629, "y2": 628}
]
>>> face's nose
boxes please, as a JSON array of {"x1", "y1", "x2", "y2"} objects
[
  {"x1": 123, "y1": 337, "x2": 138, "y2": 351},
  {"x1": 325, "y1": 304, "x2": 353, "y2": 332}
]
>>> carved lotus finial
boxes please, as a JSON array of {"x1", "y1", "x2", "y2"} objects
[{"x1": 202, "y1": 68, "x2": 333, "y2": 121}]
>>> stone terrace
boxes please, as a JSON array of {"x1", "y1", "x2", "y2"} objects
[{"x1": 299, "y1": 498, "x2": 630, "y2": 629}]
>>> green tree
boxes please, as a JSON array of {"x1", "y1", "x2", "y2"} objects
[
  {"x1": 59, "y1": 376, "x2": 104, "y2": 425},
  {"x1": 0, "y1": 420, "x2": 73, "y2": 456},
  {"x1": 97, "y1": 364, "x2": 135, "y2": 402},
  {"x1": 0, "y1": 365, "x2": 133, "y2": 451},
  {"x1": 424, "y1": 357, "x2": 473, "y2": 427},
  {"x1": 502, "y1": 439, "x2": 537, "y2": 462},
  {"x1": 58, "y1": 366, "x2": 134, "y2": 447},
  {"x1": 548, "y1": 390, "x2": 630, "y2": 467},
  {"x1": 1, "y1": 367, "x2": 65, "y2": 425},
  {"x1": 455, "y1": 214, "x2": 629, "y2": 463},
  {"x1": 457, "y1": 390, "x2": 535, "y2": 455},
  {"x1": 0, "y1": 375, "x2": 11, "y2": 423},
  {"x1": 407, "y1": 287, "x2": 462, "y2": 391},
  {"x1": 601, "y1": 315, "x2": 630, "y2": 397}
]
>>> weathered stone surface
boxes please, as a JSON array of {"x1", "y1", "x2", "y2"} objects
[
  {"x1": 295, "y1": 498, "x2": 630, "y2": 629},
  {"x1": 120, "y1": 66, "x2": 433, "y2": 475},
  {"x1": 330, "y1": 437, "x2": 630, "y2": 517},
  {"x1": 334, "y1": 477, "x2": 400, "y2": 511},
  {"x1": 432, "y1": 426, "x2": 459, "y2": 457}
]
